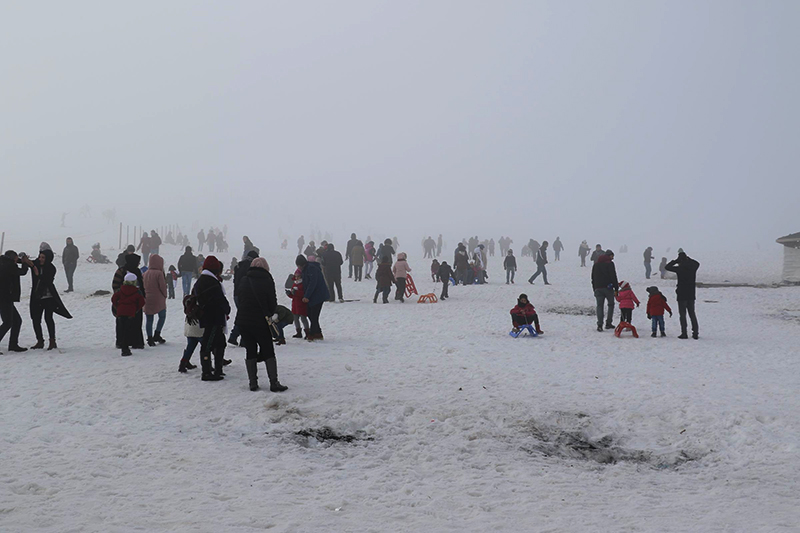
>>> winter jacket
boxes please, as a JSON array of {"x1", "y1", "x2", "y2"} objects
[
  {"x1": 234, "y1": 267, "x2": 277, "y2": 327},
  {"x1": 350, "y1": 244, "x2": 365, "y2": 266},
  {"x1": 143, "y1": 254, "x2": 168, "y2": 315},
  {"x1": 590, "y1": 249, "x2": 604, "y2": 263},
  {"x1": 290, "y1": 271, "x2": 308, "y2": 316},
  {"x1": 553, "y1": 239, "x2": 563, "y2": 252},
  {"x1": 111, "y1": 285, "x2": 146, "y2": 318},
  {"x1": 113, "y1": 254, "x2": 145, "y2": 297},
  {"x1": 437, "y1": 263, "x2": 454, "y2": 282},
  {"x1": 504, "y1": 255, "x2": 517, "y2": 270},
  {"x1": 377, "y1": 244, "x2": 395, "y2": 263},
  {"x1": 364, "y1": 243, "x2": 376, "y2": 263},
  {"x1": 536, "y1": 247, "x2": 548, "y2": 267},
  {"x1": 454, "y1": 248, "x2": 470, "y2": 270},
  {"x1": 62, "y1": 243, "x2": 80, "y2": 267},
  {"x1": 302, "y1": 261, "x2": 330, "y2": 307},
  {"x1": 646, "y1": 292, "x2": 672, "y2": 317},
  {"x1": 643, "y1": 248, "x2": 653, "y2": 264},
  {"x1": 178, "y1": 251, "x2": 196, "y2": 275},
  {"x1": 137, "y1": 235, "x2": 151, "y2": 255},
  {"x1": 233, "y1": 254, "x2": 257, "y2": 298},
  {"x1": 615, "y1": 285, "x2": 640, "y2": 309},
  {"x1": 392, "y1": 254, "x2": 412, "y2": 279},
  {"x1": 322, "y1": 246, "x2": 344, "y2": 279},
  {"x1": 0, "y1": 255, "x2": 28, "y2": 303},
  {"x1": 274, "y1": 304, "x2": 293, "y2": 324},
  {"x1": 29, "y1": 250, "x2": 72, "y2": 318},
  {"x1": 510, "y1": 301, "x2": 537, "y2": 323},
  {"x1": 591, "y1": 254, "x2": 619, "y2": 291},
  {"x1": 194, "y1": 272, "x2": 230, "y2": 328},
  {"x1": 375, "y1": 262, "x2": 395, "y2": 289},
  {"x1": 345, "y1": 238, "x2": 359, "y2": 260},
  {"x1": 665, "y1": 255, "x2": 700, "y2": 300},
  {"x1": 303, "y1": 244, "x2": 316, "y2": 257}
]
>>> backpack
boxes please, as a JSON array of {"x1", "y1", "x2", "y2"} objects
[{"x1": 183, "y1": 291, "x2": 204, "y2": 325}]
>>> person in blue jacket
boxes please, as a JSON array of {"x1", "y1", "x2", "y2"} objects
[{"x1": 297, "y1": 255, "x2": 330, "y2": 341}]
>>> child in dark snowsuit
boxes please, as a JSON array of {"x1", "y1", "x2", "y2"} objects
[
  {"x1": 111, "y1": 272, "x2": 146, "y2": 356},
  {"x1": 510, "y1": 294, "x2": 543, "y2": 334},
  {"x1": 438, "y1": 261, "x2": 453, "y2": 300},
  {"x1": 431, "y1": 259, "x2": 440, "y2": 282},
  {"x1": 646, "y1": 286, "x2": 673, "y2": 337},
  {"x1": 373, "y1": 257, "x2": 395, "y2": 304}
]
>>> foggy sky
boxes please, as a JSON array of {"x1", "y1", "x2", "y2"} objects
[{"x1": 2, "y1": 1, "x2": 798, "y2": 252}]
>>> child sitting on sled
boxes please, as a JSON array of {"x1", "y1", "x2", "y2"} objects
[{"x1": 510, "y1": 294, "x2": 543, "y2": 334}]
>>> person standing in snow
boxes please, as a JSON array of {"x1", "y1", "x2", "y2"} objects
[
  {"x1": 345, "y1": 233, "x2": 359, "y2": 279},
  {"x1": 364, "y1": 241, "x2": 376, "y2": 280},
  {"x1": 392, "y1": 252, "x2": 412, "y2": 302},
  {"x1": 504, "y1": 249, "x2": 517, "y2": 284},
  {"x1": 289, "y1": 260, "x2": 310, "y2": 338},
  {"x1": 195, "y1": 256, "x2": 230, "y2": 381},
  {"x1": 29, "y1": 249, "x2": 71, "y2": 351},
  {"x1": 590, "y1": 244, "x2": 604, "y2": 264},
  {"x1": 643, "y1": 247, "x2": 654, "y2": 279},
  {"x1": 297, "y1": 235, "x2": 305, "y2": 255},
  {"x1": 350, "y1": 239, "x2": 365, "y2": 282},
  {"x1": 553, "y1": 237, "x2": 563, "y2": 262},
  {"x1": 197, "y1": 229, "x2": 205, "y2": 252},
  {"x1": 423, "y1": 236, "x2": 436, "y2": 259},
  {"x1": 322, "y1": 243, "x2": 344, "y2": 303},
  {"x1": 615, "y1": 280, "x2": 640, "y2": 325},
  {"x1": 116, "y1": 244, "x2": 135, "y2": 268},
  {"x1": 177, "y1": 246, "x2": 196, "y2": 298},
  {"x1": 373, "y1": 256, "x2": 395, "y2": 304},
  {"x1": 528, "y1": 241, "x2": 550, "y2": 285},
  {"x1": 113, "y1": 253, "x2": 146, "y2": 350},
  {"x1": 645, "y1": 286, "x2": 673, "y2": 337},
  {"x1": 578, "y1": 241, "x2": 591, "y2": 267},
  {"x1": 143, "y1": 254, "x2": 168, "y2": 346},
  {"x1": 665, "y1": 249, "x2": 700, "y2": 339},
  {"x1": 438, "y1": 261, "x2": 453, "y2": 300},
  {"x1": 453, "y1": 243, "x2": 469, "y2": 285},
  {"x1": 591, "y1": 250, "x2": 619, "y2": 332},
  {"x1": 150, "y1": 230, "x2": 162, "y2": 256},
  {"x1": 235, "y1": 257, "x2": 288, "y2": 392},
  {"x1": 0, "y1": 250, "x2": 32, "y2": 353},
  {"x1": 111, "y1": 273, "x2": 146, "y2": 357},
  {"x1": 299, "y1": 255, "x2": 329, "y2": 340},
  {"x1": 137, "y1": 232, "x2": 152, "y2": 266},
  {"x1": 228, "y1": 249, "x2": 259, "y2": 346},
  {"x1": 437, "y1": 234, "x2": 443, "y2": 257},
  {"x1": 61, "y1": 237, "x2": 79, "y2": 293}
]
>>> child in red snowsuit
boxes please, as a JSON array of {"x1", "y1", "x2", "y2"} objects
[
  {"x1": 646, "y1": 286, "x2": 673, "y2": 337},
  {"x1": 615, "y1": 281, "x2": 640, "y2": 324},
  {"x1": 289, "y1": 267, "x2": 309, "y2": 338},
  {"x1": 111, "y1": 272, "x2": 146, "y2": 356},
  {"x1": 510, "y1": 294, "x2": 543, "y2": 334}
]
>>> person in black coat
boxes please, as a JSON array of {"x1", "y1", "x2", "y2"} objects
[
  {"x1": 112, "y1": 252, "x2": 146, "y2": 349},
  {"x1": 299, "y1": 256, "x2": 330, "y2": 340},
  {"x1": 453, "y1": 244, "x2": 469, "y2": 285},
  {"x1": 591, "y1": 250, "x2": 619, "y2": 331},
  {"x1": 503, "y1": 249, "x2": 517, "y2": 284},
  {"x1": 345, "y1": 233, "x2": 359, "y2": 279},
  {"x1": 234, "y1": 257, "x2": 287, "y2": 392},
  {"x1": 665, "y1": 250, "x2": 700, "y2": 339},
  {"x1": 177, "y1": 246, "x2": 196, "y2": 298},
  {"x1": 116, "y1": 244, "x2": 135, "y2": 268},
  {"x1": 62, "y1": 237, "x2": 80, "y2": 292},
  {"x1": 528, "y1": 241, "x2": 550, "y2": 285},
  {"x1": 29, "y1": 249, "x2": 72, "y2": 350},
  {"x1": 194, "y1": 256, "x2": 231, "y2": 381},
  {"x1": 322, "y1": 243, "x2": 344, "y2": 302},
  {"x1": 0, "y1": 251, "x2": 33, "y2": 353},
  {"x1": 227, "y1": 249, "x2": 259, "y2": 345},
  {"x1": 437, "y1": 261, "x2": 454, "y2": 300}
]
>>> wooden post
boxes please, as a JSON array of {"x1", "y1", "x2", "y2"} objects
[
  {"x1": 126, "y1": 226, "x2": 130, "y2": 247},
  {"x1": 0, "y1": 232, "x2": 4, "y2": 255}
]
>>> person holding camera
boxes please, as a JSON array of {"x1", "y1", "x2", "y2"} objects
[
  {"x1": 29, "y1": 249, "x2": 72, "y2": 350},
  {"x1": 0, "y1": 250, "x2": 34, "y2": 353}
]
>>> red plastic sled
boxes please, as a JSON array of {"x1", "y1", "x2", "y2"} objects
[
  {"x1": 405, "y1": 275, "x2": 419, "y2": 298},
  {"x1": 614, "y1": 321, "x2": 639, "y2": 338}
]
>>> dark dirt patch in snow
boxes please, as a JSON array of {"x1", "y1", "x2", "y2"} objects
[
  {"x1": 521, "y1": 416, "x2": 702, "y2": 469},
  {"x1": 295, "y1": 427, "x2": 373, "y2": 447},
  {"x1": 546, "y1": 305, "x2": 596, "y2": 317}
]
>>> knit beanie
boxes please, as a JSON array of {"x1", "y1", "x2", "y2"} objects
[{"x1": 202, "y1": 255, "x2": 221, "y2": 273}]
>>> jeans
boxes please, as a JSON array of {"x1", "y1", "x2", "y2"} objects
[
  {"x1": 651, "y1": 315, "x2": 665, "y2": 334},
  {"x1": 441, "y1": 279, "x2": 449, "y2": 299},
  {"x1": 645, "y1": 261, "x2": 652, "y2": 279},
  {"x1": 30, "y1": 299, "x2": 56, "y2": 341},
  {"x1": 529, "y1": 265, "x2": 548, "y2": 284},
  {"x1": 506, "y1": 269, "x2": 515, "y2": 283},
  {"x1": 374, "y1": 287, "x2": 391, "y2": 303},
  {"x1": 395, "y1": 278, "x2": 407, "y2": 301},
  {"x1": 678, "y1": 300, "x2": 699, "y2": 336},
  {"x1": 554, "y1": 250, "x2": 560, "y2": 261},
  {"x1": 326, "y1": 276, "x2": 343, "y2": 301},
  {"x1": 581, "y1": 255, "x2": 587, "y2": 267},
  {"x1": 594, "y1": 288, "x2": 615, "y2": 327},
  {"x1": 273, "y1": 319, "x2": 293, "y2": 340},
  {"x1": 198, "y1": 240, "x2": 204, "y2": 252},
  {"x1": 0, "y1": 302, "x2": 22, "y2": 348},
  {"x1": 620, "y1": 308, "x2": 633, "y2": 323},
  {"x1": 145, "y1": 309, "x2": 167, "y2": 338},
  {"x1": 353, "y1": 265, "x2": 363, "y2": 281},
  {"x1": 64, "y1": 263, "x2": 76, "y2": 291},
  {"x1": 182, "y1": 336, "x2": 201, "y2": 363},
  {"x1": 181, "y1": 272, "x2": 193, "y2": 297},
  {"x1": 348, "y1": 261, "x2": 354, "y2": 278},
  {"x1": 308, "y1": 302, "x2": 324, "y2": 335}
]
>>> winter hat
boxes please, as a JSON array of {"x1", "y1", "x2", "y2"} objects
[
  {"x1": 518, "y1": 293, "x2": 529, "y2": 301},
  {"x1": 605, "y1": 249, "x2": 614, "y2": 256},
  {"x1": 247, "y1": 250, "x2": 259, "y2": 259},
  {"x1": 646, "y1": 286, "x2": 660, "y2": 295},
  {"x1": 39, "y1": 242, "x2": 52, "y2": 252},
  {"x1": 124, "y1": 272, "x2": 137, "y2": 283},
  {"x1": 250, "y1": 257, "x2": 269, "y2": 271},
  {"x1": 202, "y1": 255, "x2": 222, "y2": 273},
  {"x1": 619, "y1": 280, "x2": 630, "y2": 290},
  {"x1": 507, "y1": 249, "x2": 513, "y2": 254},
  {"x1": 398, "y1": 252, "x2": 407, "y2": 260}
]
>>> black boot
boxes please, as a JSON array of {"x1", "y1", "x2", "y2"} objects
[
  {"x1": 292, "y1": 327, "x2": 303, "y2": 339},
  {"x1": 214, "y1": 351, "x2": 226, "y2": 378},
  {"x1": 8, "y1": 345, "x2": 27, "y2": 352},
  {"x1": 201, "y1": 352, "x2": 223, "y2": 381},
  {"x1": 153, "y1": 334, "x2": 166, "y2": 344},
  {"x1": 265, "y1": 357, "x2": 288, "y2": 392},
  {"x1": 147, "y1": 337, "x2": 156, "y2": 347},
  {"x1": 246, "y1": 359, "x2": 259, "y2": 391}
]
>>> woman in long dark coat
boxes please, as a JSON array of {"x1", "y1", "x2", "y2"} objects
[{"x1": 29, "y1": 249, "x2": 71, "y2": 350}]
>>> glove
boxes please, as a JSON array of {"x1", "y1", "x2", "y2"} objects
[
  {"x1": 647, "y1": 314, "x2": 651, "y2": 320},
  {"x1": 669, "y1": 312, "x2": 673, "y2": 317},
  {"x1": 271, "y1": 314, "x2": 279, "y2": 322}
]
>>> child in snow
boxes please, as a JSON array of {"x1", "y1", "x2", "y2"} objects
[
  {"x1": 438, "y1": 261, "x2": 453, "y2": 300},
  {"x1": 659, "y1": 257, "x2": 668, "y2": 279},
  {"x1": 374, "y1": 256, "x2": 395, "y2": 304},
  {"x1": 431, "y1": 259, "x2": 440, "y2": 282},
  {"x1": 510, "y1": 294, "x2": 543, "y2": 334},
  {"x1": 270, "y1": 305, "x2": 295, "y2": 345},
  {"x1": 392, "y1": 252, "x2": 412, "y2": 302},
  {"x1": 111, "y1": 272, "x2": 146, "y2": 356},
  {"x1": 167, "y1": 265, "x2": 177, "y2": 299},
  {"x1": 179, "y1": 313, "x2": 203, "y2": 373},
  {"x1": 646, "y1": 286, "x2": 673, "y2": 337},
  {"x1": 615, "y1": 281, "x2": 640, "y2": 324},
  {"x1": 288, "y1": 266, "x2": 310, "y2": 338},
  {"x1": 504, "y1": 249, "x2": 517, "y2": 284}
]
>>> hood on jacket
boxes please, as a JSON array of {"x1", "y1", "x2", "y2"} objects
[
  {"x1": 646, "y1": 286, "x2": 661, "y2": 296},
  {"x1": 597, "y1": 254, "x2": 612, "y2": 264},
  {"x1": 397, "y1": 252, "x2": 407, "y2": 261},
  {"x1": 250, "y1": 257, "x2": 270, "y2": 271},
  {"x1": 517, "y1": 293, "x2": 531, "y2": 307},
  {"x1": 148, "y1": 254, "x2": 164, "y2": 271},
  {"x1": 619, "y1": 281, "x2": 630, "y2": 290},
  {"x1": 125, "y1": 253, "x2": 141, "y2": 270},
  {"x1": 247, "y1": 250, "x2": 259, "y2": 259},
  {"x1": 41, "y1": 249, "x2": 55, "y2": 264}
]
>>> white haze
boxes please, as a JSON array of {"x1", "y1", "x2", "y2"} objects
[{"x1": 2, "y1": 1, "x2": 798, "y2": 256}]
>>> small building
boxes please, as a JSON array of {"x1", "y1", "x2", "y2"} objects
[{"x1": 776, "y1": 232, "x2": 800, "y2": 283}]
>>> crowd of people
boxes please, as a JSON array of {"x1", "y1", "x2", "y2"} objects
[{"x1": 0, "y1": 230, "x2": 702, "y2": 390}]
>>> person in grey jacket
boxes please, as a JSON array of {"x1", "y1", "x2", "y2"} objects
[{"x1": 62, "y1": 237, "x2": 80, "y2": 292}]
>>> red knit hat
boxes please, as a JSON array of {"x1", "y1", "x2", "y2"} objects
[{"x1": 202, "y1": 255, "x2": 221, "y2": 273}]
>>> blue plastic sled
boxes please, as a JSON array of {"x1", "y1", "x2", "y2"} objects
[{"x1": 509, "y1": 325, "x2": 538, "y2": 338}]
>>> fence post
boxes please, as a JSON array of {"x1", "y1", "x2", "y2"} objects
[
  {"x1": 126, "y1": 226, "x2": 129, "y2": 248},
  {"x1": 0, "y1": 232, "x2": 4, "y2": 255}
]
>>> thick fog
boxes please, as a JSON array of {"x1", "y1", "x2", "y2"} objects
[{"x1": 2, "y1": 1, "x2": 798, "y2": 253}]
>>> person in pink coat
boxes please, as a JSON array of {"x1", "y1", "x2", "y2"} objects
[
  {"x1": 364, "y1": 241, "x2": 376, "y2": 280},
  {"x1": 143, "y1": 254, "x2": 168, "y2": 345},
  {"x1": 392, "y1": 252, "x2": 412, "y2": 302},
  {"x1": 615, "y1": 280, "x2": 640, "y2": 324}
]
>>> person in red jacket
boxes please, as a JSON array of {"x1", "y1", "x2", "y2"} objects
[
  {"x1": 615, "y1": 281, "x2": 640, "y2": 324},
  {"x1": 111, "y1": 273, "x2": 146, "y2": 356},
  {"x1": 510, "y1": 294, "x2": 543, "y2": 334},
  {"x1": 646, "y1": 286, "x2": 673, "y2": 337}
]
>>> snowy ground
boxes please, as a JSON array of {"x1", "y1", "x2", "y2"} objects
[{"x1": 1, "y1": 234, "x2": 799, "y2": 532}]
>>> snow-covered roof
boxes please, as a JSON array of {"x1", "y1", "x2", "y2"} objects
[{"x1": 776, "y1": 232, "x2": 800, "y2": 247}]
